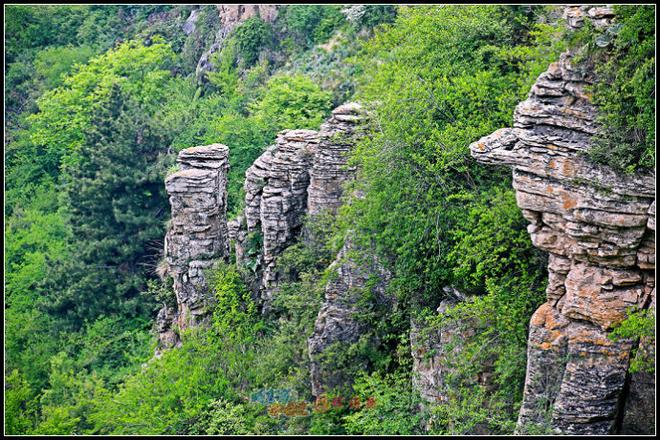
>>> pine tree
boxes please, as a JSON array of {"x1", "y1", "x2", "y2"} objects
[{"x1": 47, "y1": 83, "x2": 169, "y2": 325}]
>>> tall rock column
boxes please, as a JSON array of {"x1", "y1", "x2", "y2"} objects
[
  {"x1": 158, "y1": 144, "x2": 231, "y2": 349},
  {"x1": 307, "y1": 102, "x2": 366, "y2": 218},
  {"x1": 470, "y1": 46, "x2": 655, "y2": 434},
  {"x1": 238, "y1": 129, "x2": 319, "y2": 307},
  {"x1": 233, "y1": 103, "x2": 366, "y2": 308}
]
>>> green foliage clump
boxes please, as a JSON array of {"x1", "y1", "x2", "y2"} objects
[
  {"x1": 277, "y1": 5, "x2": 345, "y2": 51},
  {"x1": 250, "y1": 73, "x2": 334, "y2": 132},
  {"x1": 5, "y1": 370, "x2": 37, "y2": 434},
  {"x1": 200, "y1": 399, "x2": 280, "y2": 435},
  {"x1": 26, "y1": 39, "x2": 179, "y2": 325},
  {"x1": 342, "y1": 371, "x2": 424, "y2": 434},
  {"x1": 446, "y1": 188, "x2": 547, "y2": 294},
  {"x1": 609, "y1": 308, "x2": 656, "y2": 374},
  {"x1": 230, "y1": 17, "x2": 275, "y2": 68},
  {"x1": 572, "y1": 5, "x2": 656, "y2": 173}
]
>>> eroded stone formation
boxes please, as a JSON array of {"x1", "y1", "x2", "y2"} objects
[
  {"x1": 470, "y1": 31, "x2": 655, "y2": 434},
  {"x1": 307, "y1": 102, "x2": 366, "y2": 218},
  {"x1": 410, "y1": 288, "x2": 473, "y2": 405},
  {"x1": 157, "y1": 144, "x2": 230, "y2": 349},
  {"x1": 308, "y1": 237, "x2": 392, "y2": 397},
  {"x1": 234, "y1": 103, "x2": 366, "y2": 308},
  {"x1": 235, "y1": 129, "x2": 319, "y2": 306}
]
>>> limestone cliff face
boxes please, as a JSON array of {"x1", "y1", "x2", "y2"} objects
[
  {"x1": 196, "y1": 5, "x2": 280, "y2": 81},
  {"x1": 308, "y1": 237, "x2": 392, "y2": 397},
  {"x1": 234, "y1": 103, "x2": 366, "y2": 308},
  {"x1": 157, "y1": 144, "x2": 230, "y2": 349},
  {"x1": 469, "y1": 24, "x2": 655, "y2": 434}
]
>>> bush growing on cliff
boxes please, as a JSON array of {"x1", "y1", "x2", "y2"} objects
[
  {"x1": 230, "y1": 17, "x2": 275, "y2": 68},
  {"x1": 276, "y1": 5, "x2": 345, "y2": 51},
  {"x1": 572, "y1": 5, "x2": 656, "y2": 173}
]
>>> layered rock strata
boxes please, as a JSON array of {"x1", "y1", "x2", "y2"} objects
[
  {"x1": 157, "y1": 144, "x2": 230, "y2": 349},
  {"x1": 308, "y1": 238, "x2": 392, "y2": 397},
  {"x1": 307, "y1": 102, "x2": 366, "y2": 218},
  {"x1": 238, "y1": 129, "x2": 319, "y2": 306},
  {"x1": 235, "y1": 103, "x2": 366, "y2": 307},
  {"x1": 470, "y1": 45, "x2": 655, "y2": 434}
]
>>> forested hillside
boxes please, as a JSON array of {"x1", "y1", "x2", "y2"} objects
[{"x1": 4, "y1": 5, "x2": 655, "y2": 435}]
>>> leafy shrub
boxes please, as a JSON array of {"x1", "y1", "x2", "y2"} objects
[
  {"x1": 249, "y1": 73, "x2": 333, "y2": 132},
  {"x1": 609, "y1": 308, "x2": 655, "y2": 373},
  {"x1": 200, "y1": 399, "x2": 280, "y2": 435},
  {"x1": 276, "y1": 5, "x2": 345, "y2": 50},
  {"x1": 230, "y1": 17, "x2": 274, "y2": 68},
  {"x1": 5, "y1": 370, "x2": 37, "y2": 434},
  {"x1": 342, "y1": 371, "x2": 424, "y2": 434},
  {"x1": 572, "y1": 5, "x2": 656, "y2": 173}
]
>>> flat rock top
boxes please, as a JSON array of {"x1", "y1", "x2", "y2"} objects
[
  {"x1": 165, "y1": 168, "x2": 214, "y2": 182},
  {"x1": 333, "y1": 102, "x2": 362, "y2": 115},
  {"x1": 178, "y1": 144, "x2": 229, "y2": 160},
  {"x1": 278, "y1": 129, "x2": 319, "y2": 141}
]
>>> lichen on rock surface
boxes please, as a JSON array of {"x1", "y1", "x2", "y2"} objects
[{"x1": 470, "y1": 27, "x2": 655, "y2": 435}]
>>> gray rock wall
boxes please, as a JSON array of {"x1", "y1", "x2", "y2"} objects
[
  {"x1": 238, "y1": 129, "x2": 319, "y2": 307},
  {"x1": 469, "y1": 28, "x2": 655, "y2": 435},
  {"x1": 307, "y1": 102, "x2": 366, "y2": 218},
  {"x1": 157, "y1": 144, "x2": 230, "y2": 349},
  {"x1": 308, "y1": 237, "x2": 392, "y2": 397},
  {"x1": 235, "y1": 103, "x2": 366, "y2": 308}
]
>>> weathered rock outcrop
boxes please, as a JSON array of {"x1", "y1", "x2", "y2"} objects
[
  {"x1": 410, "y1": 287, "x2": 496, "y2": 432},
  {"x1": 196, "y1": 5, "x2": 280, "y2": 81},
  {"x1": 237, "y1": 129, "x2": 319, "y2": 306},
  {"x1": 410, "y1": 288, "x2": 468, "y2": 405},
  {"x1": 157, "y1": 144, "x2": 230, "y2": 349},
  {"x1": 307, "y1": 103, "x2": 366, "y2": 218},
  {"x1": 308, "y1": 237, "x2": 392, "y2": 396},
  {"x1": 235, "y1": 103, "x2": 366, "y2": 307},
  {"x1": 470, "y1": 25, "x2": 655, "y2": 434}
]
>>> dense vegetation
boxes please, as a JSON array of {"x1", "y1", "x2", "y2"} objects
[
  {"x1": 4, "y1": 5, "x2": 655, "y2": 435},
  {"x1": 571, "y1": 5, "x2": 655, "y2": 173}
]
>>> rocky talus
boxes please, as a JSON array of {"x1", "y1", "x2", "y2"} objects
[
  {"x1": 308, "y1": 237, "x2": 392, "y2": 397},
  {"x1": 470, "y1": 44, "x2": 655, "y2": 434},
  {"x1": 234, "y1": 103, "x2": 366, "y2": 308},
  {"x1": 157, "y1": 144, "x2": 230, "y2": 349}
]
